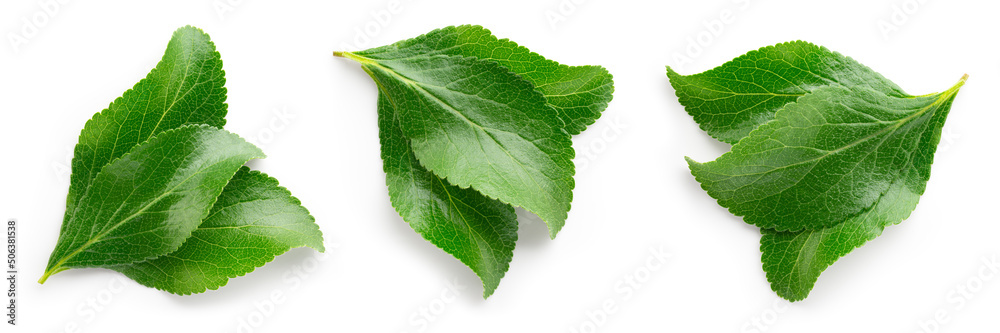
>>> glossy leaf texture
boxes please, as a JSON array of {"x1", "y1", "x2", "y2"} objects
[
  {"x1": 378, "y1": 93, "x2": 517, "y2": 298},
  {"x1": 65, "y1": 26, "x2": 228, "y2": 225},
  {"x1": 337, "y1": 26, "x2": 613, "y2": 297},
  {"x1": 354, "y1": 25, "x2": 614, "y2": 135},
  {"x1": 41, "y1": 26, "x2": 324, "y2": 294},
  {"x1": 758, "y1": 84, "x2": 960, "y2": 300},
  {"x1": 669, "y1": 41, "x2": 965, "y2": 301},
  {"x1": 687, "y1": 85, "x2": 961, "y2": 231},
  {"x1": 42, "y1": 125, "x2": 265, "y2": 279},
  {"x1": 114, "y1": 167, "x2": 325, "y2": 295},
  {"x1": 345, "y1": 50, "x2": 575, "y2": 238},
  {"x1": 760, "y1": 168, "x2": 920, "y2": 301},
  {"x1": 667, "y1": 41, "x2": 906, "y2": 144}
]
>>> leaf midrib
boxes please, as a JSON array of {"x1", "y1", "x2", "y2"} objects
[
  {"x1": 83, "y1": 45, "x2": 207, "y2": 211},
  {"x1": 704, "y1": 86, "x2": 959, "y2": 179},
  {"x1": 50, "y1": 144, "x2": 236, "y2": 272},
  {"x1": 351, "y1": 52, "x2": 567, "y2": 216},
  {"x1": 382, "y1": 91, "x2": 505, "y2": 270}
]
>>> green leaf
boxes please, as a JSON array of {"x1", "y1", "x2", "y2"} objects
[
  {"x1": 378, "y1": 93, "x2": 517, "y2": 298},
  {"x1": 337, "y1": 26, "x2": 613, "y2": 297},
  {"x1": 113, "y1": 167, "x2": 324, "y2": 295},
  {"x1": 41, "y1": 25, "x2": 323, "y2": 295},
  {"x1": 669, "y1": 41, "x2": 966, "y2": 301},
  {"x1": 757, "y1": 79, "x2": 961, "y2": 300},
  {"x1": 760, "y1": 168, "x2": 920, "y2": 301},
  {"x1": 338, "y1": 48, "x2": 575, "y2": 238},
  {"x1": 353, "y1": 25, "x2": 613, "y2": 135},
  {"x1": 41, "y1": 125, "x2": 265, "y2": 282},
  {"x1": 667, "y1": 41, "x2": 906, "y2": 144},
  {"x1": 687, "y1": 83, "x2": 963, "y2": 232},
  {"x1": 65, "y1": 26, "x2": 227, "y2": 226}
]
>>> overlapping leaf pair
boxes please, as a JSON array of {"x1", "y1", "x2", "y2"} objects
[
  {"x1": 337, "y1": 25, "x2": 614, "y2": 297},
  {"x1": 668, "y1": 41, "x2": 966, "y2": 301},
  {"x1": 40, "y1": 26, "x2": 325, "y2": 295}
]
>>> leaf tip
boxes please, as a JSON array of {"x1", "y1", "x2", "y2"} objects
[
  {"x1": 481, "y1": 287, "x2": 495, "y2": 299},
  {"x1": 683, "y1": 156, "x2": 701, "y2": 167},
  {"x1": 308, "y1": 240, "x2": 326, "y2": 253}
]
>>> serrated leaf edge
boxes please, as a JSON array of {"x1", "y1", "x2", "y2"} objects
[{"x1": 41, "y1": 124, "x2": 262, "y2": 283}]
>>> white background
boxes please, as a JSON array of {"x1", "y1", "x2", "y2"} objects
[{"x1": 2, "y1": 0, "x2": 998, "y2": 332}]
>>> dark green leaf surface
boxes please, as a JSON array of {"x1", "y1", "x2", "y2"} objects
[
  {"x1": 667, "y1": 41, "x2": 905, "y2": 144},
  {"x1": 378, "y1": 93, "x2": 517, "y2": 298},
  {"x1": 114, "y1": 167, "x2": 324, "y2": 295},
  {"x1": 355, "y1": 25, "x2": 613, "y2": 135},
  {"x1": 760, "y1": 169, "x2": 920, "y2": 301},
  {"x1": 42, "y1": 26, "x2": 323, "y2": 294},
  {"x1": 687, "y1": 84, "x2": 962, "y2": 232},
  {"x1": 42, "y1": 125, "x2": 264, "y2": 281},
  {"x1": 337, "y1": 26, "x2": 613, "y2": 297},
  {"x1": 758, "y1": 81, "x2": 960, "y2": 300},
  {"x1": 669, "y1": 41, "x2": 966, "y2": 301},
  {"x1": 65, "y1": 26, "x2": 227, "y2": 225},
  {"x1": 342, "y1": 50, "x2": 575, "y2": 238}
]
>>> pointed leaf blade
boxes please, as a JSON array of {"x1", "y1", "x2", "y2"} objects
[
  {"x1": 355, "y1": 25, "x2": 614, "y2": 135},
  {"x1": 113, "y1": 167, "x2": 323, "y2": 295},
  {"x1": 688, "y1": 82, "x2": 963, "y2": 231},
  {"x1": 667, "y1": 41, "x2": 906, "y2": 144},
  {"x1": 760, "y1": 173, "x2": 921, "y2": 301},
  {"x1": 378, "y1": 93, "x2": 517, "y2": 298},
  {"x1": 66, "y1": 26, "x2": 228, "y2": 221},
  {"x1": 41, "y1": 125, "x2": 264, "y2": 282},
  {"x1": 758, "y1": 78, "x2": 962, "y2": 300},
  {"x1": 346, "y1": 51, "x2": 575, "y2": 238}
]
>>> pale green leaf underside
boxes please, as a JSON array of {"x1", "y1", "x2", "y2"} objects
[
  {"x1": 114, "y1": 167, "x2": 324, "y2": 295},
  {"x1": 349, "y1": 51, "x2": 575, "y2": 238},
  {"x1": 43, "y1": 125, "x2": 264, "y2": 276},
  {"x1": 378, "y1": 93, "x2": 517, "y2": 298},
  {"x1": 355, "y1": 24, "x2": 613, "y2": 135}
]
